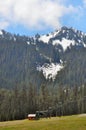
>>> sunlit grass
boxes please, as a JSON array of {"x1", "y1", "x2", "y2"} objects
[{"x1": 0, "y1": 114, "x2": 86, "y2": 130}]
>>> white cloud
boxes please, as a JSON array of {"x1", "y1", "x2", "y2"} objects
[
  {"x1": 0, "y1": 0, "x2": 82, "y2": 30},
  {"x1": 0, "y1": 21, "x2": 9, "y2": 29}
]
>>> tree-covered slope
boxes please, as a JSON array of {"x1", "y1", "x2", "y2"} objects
[{"x1": 0, "y1": 27, "x2": 86, "y2": 88}]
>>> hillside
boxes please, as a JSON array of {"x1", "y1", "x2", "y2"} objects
[
  {"x1": 0, "y1": 27, "x2": 86, "y2": 121},
  {"x1": 0, "y1": 27, "x2": 86, "y2": 89}
]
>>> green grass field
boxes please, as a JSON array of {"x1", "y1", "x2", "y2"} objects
[{"x1": 0, "y1": 114, "x2": 86, "y2": 130}]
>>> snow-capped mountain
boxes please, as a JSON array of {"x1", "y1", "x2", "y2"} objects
[
  {"x1": 0, "y1": 26, "x2": 86, "y2": 88},
  {"x1": 38, "y1": 26, "x2": 86, "y2": 50},
  {"x1": 36, "y1": 26, "x2": 86, "y2": 80}
]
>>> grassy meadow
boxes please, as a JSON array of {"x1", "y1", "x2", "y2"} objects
[{"x1": 0, "y1": 114, "x2": 86, "y2": 130}]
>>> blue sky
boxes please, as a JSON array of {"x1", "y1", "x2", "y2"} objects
[{"x1": 0, "y1": 0, "x2": 86, "y2": 36}]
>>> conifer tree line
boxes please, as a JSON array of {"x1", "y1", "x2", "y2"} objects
[{"x1": 0, "y1": 83, "x2": 86, "y2": 121}]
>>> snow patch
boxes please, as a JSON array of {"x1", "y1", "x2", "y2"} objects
[
  {"x1": 14, "y1": 37, "x2": 16, "y2": 41},
  {"x1": 39, "y1": 30, "x2": 59, "y2": 43},
  {"x1": 52, "y1": 38, "x2": 75, "y2": 51},
  {"x1": 62, "y1": 30, "x2": 65, "y2": 33},
  {"x1": 39, "y1": 34, "x2": 52, "y2": 43},
  {"x1": 78, "y1": 40, "x2": 81, "y2": 43},
  {"x1": 84, "y1": 43, "x2": 86, "y2": 47},
  {"x1": 27, "y1": 41, "x2": 30, "y2": 45},
  {"x1": 37, "y1": 63, "x2": 63, "y2": 81},
  {"x1": 0, "y1": 30, "x2": 3, "y2": 35}
]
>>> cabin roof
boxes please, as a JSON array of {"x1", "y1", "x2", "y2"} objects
[{"x1": 28, "y1": 114, "x2": 36, "y2": 117}]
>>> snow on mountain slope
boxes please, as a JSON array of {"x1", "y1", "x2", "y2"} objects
[
  {"x1": 39, "y1": 34, "x2": 52, "y2": 43},
  {"x1": 0, "y1": 30, "x2": 3, "y2": 35},
  {"x1": 36, "y1": 27, "x2": 86, "y2": 80},
  {"x1": 39, "y1": 30, "x2": 59, "y2": 43},
  {"x1": 37, "y1": 63, "x2": 63, "y2": 81},
  {"x1": 52, "y1": 38, "x2": 75, "y2": 51}
]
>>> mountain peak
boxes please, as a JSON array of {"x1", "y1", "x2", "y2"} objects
[
  {"x1": 61, "y1": 26, "x2": 69, "y2": 30},
  {"x1": 38, "y1": 27, "x2": 86, "y2": 52}
]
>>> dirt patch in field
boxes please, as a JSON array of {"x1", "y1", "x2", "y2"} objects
[{"x1": 78, "y1": 114, "x2": 86, "y2": 117}]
